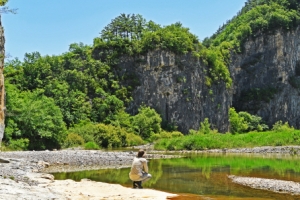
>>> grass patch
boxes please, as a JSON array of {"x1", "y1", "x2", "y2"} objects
[{"x1": 154, "y1": 129, "x2": 300, "y2": 150}]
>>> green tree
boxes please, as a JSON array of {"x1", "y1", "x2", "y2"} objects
[
  {"x1": 132, "y1": 106, "x2": 162, "y2": 140},
  {"x1": 5, "y1": 83, "x2": 66, "y2": 150},
  {"x1": 229, "y1": 108, "x2": 248, "y2": 134}
]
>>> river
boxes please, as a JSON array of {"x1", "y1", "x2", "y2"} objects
[{"x1": 53, "y1": 153, "x2": 300, "y2": 200}]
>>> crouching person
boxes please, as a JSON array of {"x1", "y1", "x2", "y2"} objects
[{"x1": 129, "y1": 149, "x2": 152, "y2": 189}]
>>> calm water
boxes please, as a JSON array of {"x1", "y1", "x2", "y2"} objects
[{"x1": 53, "y1": 153, "x2": 300, "y2": 200}]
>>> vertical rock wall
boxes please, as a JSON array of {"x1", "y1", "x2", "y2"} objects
[
  {"x1": 119, "y1": 50, "x2": 231, "y2": 133},
  {"x1": 230, "y1": 27, "x2": 300, "y2": 128}
]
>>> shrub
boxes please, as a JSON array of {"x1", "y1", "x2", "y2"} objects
[
  {"x1": 94, "y1": 124, "x2": 127, "y2": 148},
  {"x1": 149, "y1": 131, "x2": 184, "y2": 142},
  {"x1": 84, "y1": 142, "x2": 100, "y2": 150},
  {"x1": 272, "y1": 121, "x2": 294, "y2": 132},
  {"x1": 198, "y1": 118, "x2": 211, "y2": 134},
  {"x1": 229, "y1": 108, "x2": 248, "y2": 134},
  {"x1": 170, "y1": 131, "x2": 184, "y2": 137},
  {"x1": 126, "y1": 132, "x2": 145, "y2": 146},
  {"x1": 238, "y1": 111, "x2": 269, "y2": 131},
  {"x1": 67, "y1": 121, "x2": 98, "y2": 143},
  {"x1": 8, "y1": 138, "x2": 29, "y2": 150},
  {"x1": 132, "y1": 106, "x2": 162, "y2": 140},
  {"x1": 63, "y1": 133, "x2": 85, "y2": 148}
]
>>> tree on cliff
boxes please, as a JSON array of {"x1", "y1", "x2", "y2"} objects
[
  {"x1": 0, "y1": 0, "x2": 7, "y2": 6},
  {"x1": 101, "y1": 13, "x2": 148, "y2": 41}
]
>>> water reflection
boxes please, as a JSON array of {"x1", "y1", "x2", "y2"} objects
[{"x1": 53, "y1": 153, "x2": 300, "y2": 200}]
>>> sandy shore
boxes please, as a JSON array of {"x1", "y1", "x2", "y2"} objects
[{"x1": 47, "y1": 179, "x2": 177, "y2": 200}]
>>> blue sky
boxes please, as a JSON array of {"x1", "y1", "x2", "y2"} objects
[{"x1": 2, "y1": 0, "x2": 245, "y2": 60}]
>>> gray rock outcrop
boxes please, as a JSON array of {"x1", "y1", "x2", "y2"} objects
[
  {"x1": 230, "y1": 27, "x2": 300, "y2": 128},
  {"x1": 122, "y1": 26, "x2": 300, "y2": 132},
  {"x1": 119, "y1": 50, "x2": 231, "y2": 133}
]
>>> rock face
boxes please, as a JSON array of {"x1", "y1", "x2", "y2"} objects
[
  {"x1": 122, "y1": 26, "x2": 300, "y2": 133},
  {"x1": 118, "y1": 50, "x2": 231, "y2": 133},
  {"x1": 230, "y1": 27, "x2": 300, "y2": 128}
]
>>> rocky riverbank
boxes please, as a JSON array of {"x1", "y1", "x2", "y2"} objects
[
  {"x1": 0, "y1": 150, "x2": 178, "y2": 200},
  {"x1": 228, "y1": 175, "x2": 300, "y2": 196},
  {"x1": 1, "y1": 146, "x2": 300, "y2": 199},
  {"x1": 164, "y1": 145, "x2": 300, "y2": 155}
]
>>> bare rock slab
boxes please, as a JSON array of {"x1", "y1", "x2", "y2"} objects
[{"x1": 229, "y1": 175, "x2": 300, "y2": 195}]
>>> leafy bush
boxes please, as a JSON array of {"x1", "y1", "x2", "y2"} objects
[
  {"x1": 131, "y1": 106, "x2": 162, "y2": 140},
  {"x1": 238, "y1": 111, "x2": 268, "y2": 131},
  {"x1": 272, "y1": 120, "x2": 294, "y2": 132},
  {"x1": 149, "y1": 131, "x2": 184, "y2": 142},
  {"x1": 126, "y1": 132, "x2": 145, "y2": 146},
  {"x1": 198, "y1": 118, "x2": 211, "y2": 134},
  {"x1": 63, "y1": 133, "x2": 85, "y2": 148},
  {"x1": 8, "y1": 138, "x2": 29, "y2": 151},
  {"x1": 229, "y1": 108, "x2": 268, "y2": 134},
  {"x1": 229, "y1": 108, "x2": 248, "y2": 134},
  {"x1": 93, "y1": 123, "x2": 127, "y2": 148},
  {"x1": 5, "y1": 83, "x2": 67, "y2": 150},
  {"x1": 84, "y1": 142, "x2": 100, "y2": 150}
]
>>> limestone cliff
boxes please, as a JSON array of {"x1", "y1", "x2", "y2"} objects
[
  {"x1": 120, "y1": 26, "x2": 300, "y2": 133},
  {"x1": 230, "y1": 27, "x2": 300, "y2": 128},
  {"x1": 118, "y1": 50, "x2": 231, "y2": 133}
]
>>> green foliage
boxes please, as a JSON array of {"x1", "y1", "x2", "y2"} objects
[
  {"x1": 240, "y1": 87, "x2": 278, "y2": 104},
  {"x1": 229, "y1": 108, "x2": 268, "y2": 134},
  {"x1": 63, "y1": 133, "x2": 85, "y2": 148},
  {"x1": 0, "y1": 0, "x2": 8, "y2": 6},
  {"x1": 149, "y1": 131, "x2": 183, "y2": 141},
  {"x1": 125, "y1": 132, "x2": 145, "y2": 146},
  {"x1": 84, "y1": 142, "x2": 100, "y2": 150},
  {"x1": 5, "y1": 83, "x2": 67, "y2": 150},
  {"x1": 209, "y1": 0, "x2": 300, "y2": 51},
  {"x1": 141, "y1": 22, "x2": 199, "y2": 54},
  {"x1": 238, "y1": 111, "x2": 269, "y2": 131},
  {"x1": 199, "y1": 46, "x2": 232, "y2": 88},
  {"x1": 101, "y1": 13, "x2": 148, "y2": 41},
  {"x1": 67, "y1": 121, "x2": 143, "y2": 148},
  {"x1": 155, "y1": 128, "x2": 300, "y2": 150},
  {"x1": 93, "y1": 123, "x2": 127, "y2": 148},
  {"x1": 198, "y1": 118, "x2": 211, "y2": 134},
  {"x1": 8, "y1": 138, "x2": 29, "y2": 151},
  {"x1": 131, "y1": 106, "x2": 162, "y2": 140},
  {"x1": 7, "y1": 4, "x2": 300, "y2": 150},
  {"x1": 272, "y1": 120, "x2": 294, "y2": 132},
  {"x1": 67, "y1": 121, "x2": 98, "y2": 144},
  {"x1": 229, "y1": 108, "x2": 248, "y2": 134}
]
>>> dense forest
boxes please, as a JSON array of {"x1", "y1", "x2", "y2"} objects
[{"x1": 2, "y1": 0, "x2": 300, "y2": 150}]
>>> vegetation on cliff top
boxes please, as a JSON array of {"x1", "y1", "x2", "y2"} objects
[
  {"x1": 204, "y1": 0, "x2": 300, "y2": 49},
  {"x1": 3, "y1": 0, "x2": 300, "y2": 150}
]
